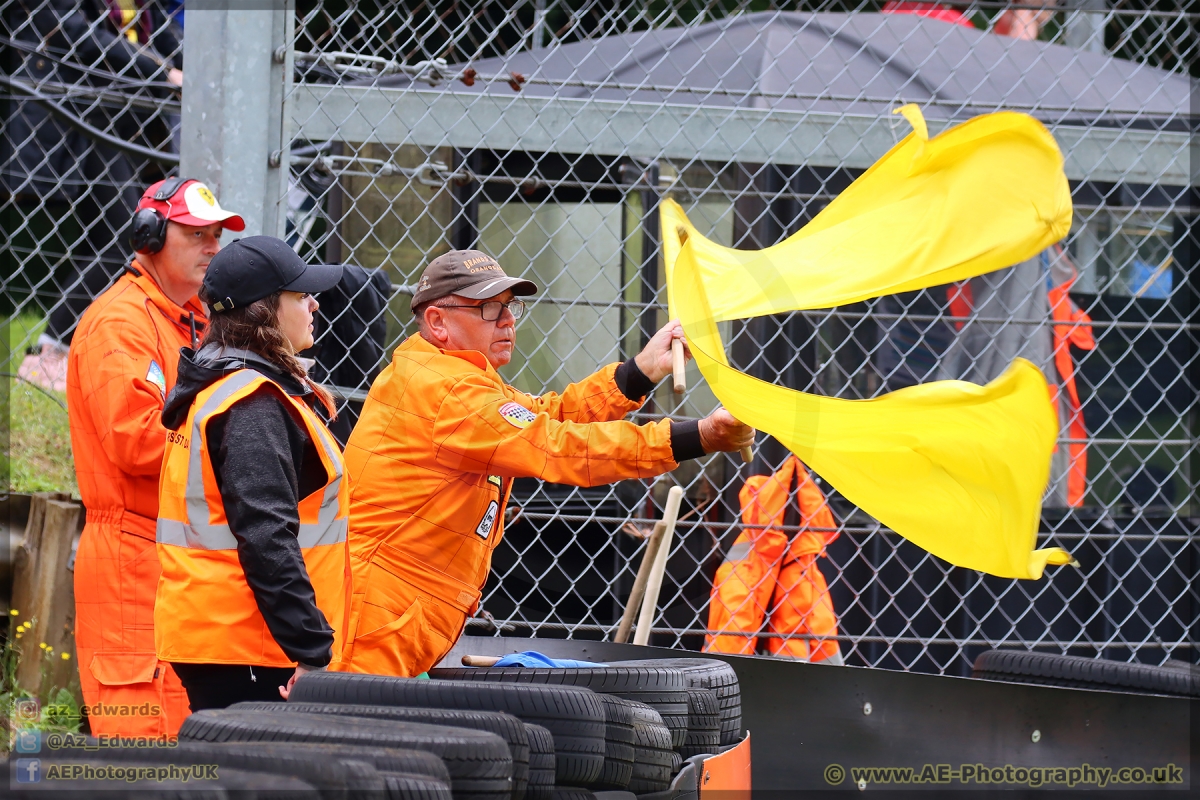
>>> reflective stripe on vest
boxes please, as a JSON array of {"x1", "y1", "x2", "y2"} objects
[
  {"x1": 155, "y1": 369, "x2": 347, "y2": 550},
  {"x1": 155, "y1": 368, "x2": 350, "y2": 667}
]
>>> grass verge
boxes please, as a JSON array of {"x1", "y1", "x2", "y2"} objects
[{"x1": 3, "y1": 314, "x2": 76, "y2": 495}]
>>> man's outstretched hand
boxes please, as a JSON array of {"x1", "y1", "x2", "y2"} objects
[
  {"x1": 635, "y1": 319, "x2": 690, "y2": 384},
  {"x1": 698, "y1": 408, "x2": 755, "y2": 454}
]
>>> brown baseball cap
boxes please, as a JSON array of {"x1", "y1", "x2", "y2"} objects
[{"x1": 410, "y1": 249, "x2": 538, "y2": 312}]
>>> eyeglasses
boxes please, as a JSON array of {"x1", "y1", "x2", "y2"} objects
[{"x1": 440, "y1": 299, "x2": 526, "y2": 321}]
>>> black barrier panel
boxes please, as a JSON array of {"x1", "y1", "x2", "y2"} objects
[{"x1": 444, "y1": 636, "x2": 1195, "y2": 795}]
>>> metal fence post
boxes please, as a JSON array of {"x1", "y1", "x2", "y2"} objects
[
  {"x1": 179, "y1": 2, "x2": 293, "y2": 238},
  {"x1": 1064, "y1": 0, "x2": 1108, "y2": 54}
]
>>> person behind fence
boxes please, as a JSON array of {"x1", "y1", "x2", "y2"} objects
[
  {"x1": 12, "y1": 0, "x2": 186, "y2": 391},
  {"x1": 334, "y1": 249, "x2": 755, "y2": 678},
  {"x1": 155, "y1": 236, "x2": 350, "y2": 711},
  {"x1": 66, "y1": 176, "x2": 243, "y2": 737}
]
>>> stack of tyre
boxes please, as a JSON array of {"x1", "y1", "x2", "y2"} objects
[
  {"x1": 19, "y1": 657, "x2": 741, "y2": 799},
  {"x1": 420, "y1": 656, "x2": 742, "y2": 797}
]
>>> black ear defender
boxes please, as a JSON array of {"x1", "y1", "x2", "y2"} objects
[{"x1": 128, "y1": 175, "x2": 192, "y2": 254}]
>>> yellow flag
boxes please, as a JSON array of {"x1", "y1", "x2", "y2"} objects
[{"x1": 665, "y1": 106, "x2": 1075, "y2": 579}]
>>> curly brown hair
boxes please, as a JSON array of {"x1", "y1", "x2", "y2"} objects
[{"x1": 199, "y1": 291, "x2": 336, "y2": 418}]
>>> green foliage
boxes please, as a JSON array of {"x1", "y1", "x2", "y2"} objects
[
  {"x1": 3, "y1": 313, "x2": 76, "y2": 495},
  {"x1": 6, "y1": 376, "x2": 75, "y2": 496},
  {"x1": 0, "y1": 613, "x2": 83, "y2": 752},
  {"x1": 4, "y1": 313, "x2": 47, "y2": 364}
]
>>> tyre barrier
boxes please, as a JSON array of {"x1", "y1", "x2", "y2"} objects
[
  {"x1": 35, "y1": 657, "x2": 742, "y2": 799},
  {"x1": 612, "y1": 658, "x2": 743, "y2": 745},
  {"x1": 548, "y1": 788, "x2": 597, "y2": 800},
  {"x1": 180, "y1": 709, "x2": 513, "y2": 800},
  {"x1": 427, "y1": 656, "x2": 744, "y2": 795},
  {"x1": 524, "y1": 723, "x2": 557, "y2": 800},
  {"x1": 626, "y1": 700, "x2": 675, "y2": 794},
  {"x1": 383, "y1": 771, "x2": 458, "y2": 800},
  {"x1": 972, "y1": 650, "x2": 1200, "y2": 697},
  {"x1": 232, "y1": 701, "x2": 530, "y2": 800},
  {"x1": 594, "y1": 694, "x2": 636, "y2": 790},
  {"x1": 290, "y1": 671, "x2": 607, "y2": 788},
  {"x1": 677, "y1": 688, "x2": 721, "y2": 758},
  {"x1": 428, "y1": 657, "x2": 745, "y2": 753}
]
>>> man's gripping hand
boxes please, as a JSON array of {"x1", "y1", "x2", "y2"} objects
[
  {"x1": 635, "y1": 319, "x2": 691, "y2": 384},
  {"x1": 698, "y1": 408, "x2": 755, "y2": 454}
]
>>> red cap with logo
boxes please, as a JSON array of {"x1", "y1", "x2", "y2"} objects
[{"x1": 138, "y1": 178, "x2": 246, "y2": 231}]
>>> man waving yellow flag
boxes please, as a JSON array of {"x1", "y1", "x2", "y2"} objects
[{"x1": 665, "y1": 106, "x2": 1076, "y2": 580}]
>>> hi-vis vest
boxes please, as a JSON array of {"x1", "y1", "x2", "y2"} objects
[{"x1": 155, "y1": 369, "x2": 350, "y2": 667}]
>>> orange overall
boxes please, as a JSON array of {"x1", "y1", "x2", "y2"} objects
[
  {"x1": 948, "y1": 245, "x2": 1095, "y2": 506},
  {"x1": 337, "y1": 334, "x2": 679, "y2": 677},
  {"x1": 1047, "y1": 267, "x2": 1095, "y2": 507},
  {"x1": 155, "y1": 370, "x2": 350, "y2": 668},
  {"x1": 66, "y1": 264, "x2": 202, "y2": 735},
  {"x1": 705, "y1": 456, "x2": 841, "y2": 662}
]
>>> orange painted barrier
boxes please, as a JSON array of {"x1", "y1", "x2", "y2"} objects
[{"x1": 700, "y1": 732, "x2": 752, "y2": 798}]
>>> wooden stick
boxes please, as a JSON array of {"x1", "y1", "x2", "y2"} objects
[
  {"x1": 614, "y1": 520, "x2": 665, "y2": 644},
  {"x1": 633, "y1": 486, "x2": 685, "y2": 646},
  {"x1": 461, "y1": 654, "x2": 502, "y2": 667},
  {"x1": 672, "y1": 222, "x2": 750, "y2": 462},
  {"x1": 673, "y1": 225, "x2": 690, "y2": 397},
  {"x1": 671, "y1": 339, "x2": 686, "y2": 394}
]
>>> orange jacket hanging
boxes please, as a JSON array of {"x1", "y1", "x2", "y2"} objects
[
  {"x1": 66, "y1": 263, "x2": 201, "y2": 736},
  {"x1": 336, "y1": 334, "x2": 681, "y2": 678},
  {"x1": 947, "y1": 249, "x2": 1095, "y2": 506},
  {"x1": 705, "y1": 455, "x2": 841, "y2": 662},
  {"x1": 155, "y1": 369, "x2": 350, "y2": 667},
  {"x1": 1046, "y1": 256, "x2": 1095, "y2": 507}
]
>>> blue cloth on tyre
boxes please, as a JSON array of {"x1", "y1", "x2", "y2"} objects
[{"x1": 493, "y1": 651, "x2": 605, "y2": 668}]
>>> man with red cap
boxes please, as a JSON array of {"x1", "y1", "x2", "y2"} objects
[{"x1": 66, "y1": 177, "x2": 244, "y2": 736}]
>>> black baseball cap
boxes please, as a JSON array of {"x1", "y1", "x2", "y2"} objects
[
  {"x1": 410, "y1": 249, "x2": 537, "y2": 312},
  {"x1": 203, "y1": 235, "x2": 344, "y2": 313}
]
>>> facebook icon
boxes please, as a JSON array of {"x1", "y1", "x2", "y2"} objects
[
  {"x1": 15, "y1": 758, "x2": 41, "y2": 783},
  {"x1": 14, "y1": 729, "x2": 42, "y2": 754}
]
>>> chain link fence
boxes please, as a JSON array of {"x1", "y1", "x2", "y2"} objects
[{"x1": 3, "y1": 1, "x2": 1196, "y2": 676}]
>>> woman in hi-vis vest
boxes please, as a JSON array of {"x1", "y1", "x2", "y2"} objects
[{"x1": 156, "y1": 236, "x2": 349, "y2": 711}]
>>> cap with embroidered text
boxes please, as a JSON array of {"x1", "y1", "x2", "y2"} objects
[{"x1": 410, "y1": 249, "x2": 537, "y2": 312}]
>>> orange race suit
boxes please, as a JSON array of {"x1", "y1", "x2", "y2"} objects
[
  {"x1": 705, "y1": 455, "x2": 842, "y2": 663},
  {"x1": 66, "y1": 263, "x2": 202, "y2": 736},
  {"x1": 337, "y1": 334, "x2": 702, "y2": 677}
]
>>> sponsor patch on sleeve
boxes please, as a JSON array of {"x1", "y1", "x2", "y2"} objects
[
  {"x1": 498, "y1": 401, "x2": 537, "y2": 429},
  {"x1": 145, "y1": 360, "x2": 167, "y2": 397},
  {"x1": 476, "y1": 501, "x2": 499, "y2": 538}
]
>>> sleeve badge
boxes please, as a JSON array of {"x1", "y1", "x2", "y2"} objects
[
  {"x1": 145, "y1": 360, "x2": 167, "y2": 398},
  {"x1": 498, "y1": 401, "x2": 536, "y2": 429}
]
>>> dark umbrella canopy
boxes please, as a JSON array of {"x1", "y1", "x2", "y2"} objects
[{"x1": 379, "y1": 12, "x2": 1188, "y2": 127}]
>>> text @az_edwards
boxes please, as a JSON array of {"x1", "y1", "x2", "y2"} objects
[
  {"x1": 44, "y1": 732, "x2": 179, "y2": 749},
  {"x1": 823, "y1": 762, "x2": 1185, "y2": 789}
]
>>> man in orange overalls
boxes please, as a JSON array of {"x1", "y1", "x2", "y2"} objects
[
  {"x1": 67, "y1": 177, "x2": 244, "y2": 735},
  {"x1": 338, "y1": 250, "x2": 755, "y2": 677}
]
